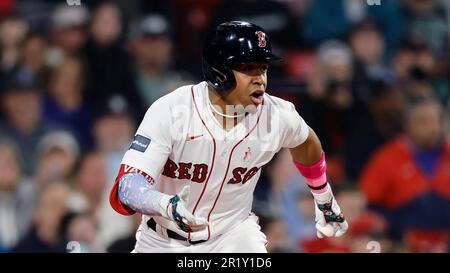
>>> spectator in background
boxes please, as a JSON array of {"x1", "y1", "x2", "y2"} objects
[
  {"x1": 19, "y1": 33, "x2": 49, "y2": 90},
  {"x1": 344, "y1": 83, "x2": 405, "y2": 181},
  {"x1": 129, "y1": 14, "x2": 192, "y2": 108},
  {"x1": 93, "y1": 95, "x2": 136, "y2": 186},
  {"x1": 310, "y1": 40, "x2": 354, "y2": 109},
  {"x1": 344, "y1": 22, "x2": 395, "y2": 180},
  {"x1": 401, "y1": 0, "x2": 449, "y2": 55},
  {"x1": 12, "y1": 182, "x2": 70, "y2": 252},
  {"x1": 34, "y1": 130, "x2": 80, "y2": 188},
  {"x1": 13, "y1": 0, "x2": 61, "y2": 33},
  {"x1": 0, "y1": 14, "x2": 28, "y2": 72},
  {"x1": 392, "y1": 40, "x2": 449, "y2": 105},
  {"x1": 42, "y1": 56, "x2": 94, "y2": 149},
  {"x1": 360, "y1": 98, "x2": 450, "y2": 251},
  {"x1": 394, "y1": 41, "x2": 435, "y2": 99},
  {"x1": 82, "y1": 2, "x2": 140, "y2": 120},
  {"x1": 171, "y1": 0, "x2": 222, "y2": 78},
  {"x1": 47, "y1": 4, "x2": 89, "y2": 67},
  {"x1": 393, "y1": 40, "x2": 430, "y2": 85},
  {"x1": 300, "y1": 40, "x2": 356, "y2": 172},
  {"x1": 302, "y1": 0, "x2": 404, "y2": 60},
  {"x1": 0, "y1": 138, "x2": 36, "y2": 251},
  {"x1": 349, "y1": 19, "x2": 393, "y2": 108},
  {"x1": 59, "y1": 211, "x2": 101, "y2": 253},
  {"x1": 71, "y1": 151, "x2": 107, "y2": 216},
  {"x1": 92, "y1": 96, "x2": 136, "y2": 248},
  {"x1": 71, "y1": 149, "x2": 131, "y2": 249},
  {"x1": 285, "y1": 0, "x2": 315, "y2": 18},
  {"x1": 0, "y1": 68, "x2": 47, "y2": 176}
]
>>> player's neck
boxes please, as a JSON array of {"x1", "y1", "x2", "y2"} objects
[
  {"x1": 208, "y1": 88, "x2": 245, "y2": 116},
  {"x1": 207, "y1": 87, "x2": 246, "y2": 130}
]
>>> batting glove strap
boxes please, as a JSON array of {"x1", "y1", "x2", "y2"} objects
[
  {"x1": 317, "y1": 199, "x2": 346, "y2": 223},
  {"x1": 168, "y1": 195, "x2": 192, "y2": 232}
]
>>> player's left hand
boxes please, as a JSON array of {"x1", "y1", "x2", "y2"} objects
[
  {"x1": 167, "y1": 186, "x2": 209, "y2": 233},
  {"x1": 312, "y1": 184, "x2": 348, "y2": 238}
]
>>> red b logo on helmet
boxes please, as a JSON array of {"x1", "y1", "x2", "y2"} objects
[{"x1": 255, "y1": 31, "x2": 266, "y2": 48}]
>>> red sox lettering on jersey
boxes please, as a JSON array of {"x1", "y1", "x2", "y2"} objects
[{"x1": 161, "y1": 158, "x2": 259, "y2": 185}]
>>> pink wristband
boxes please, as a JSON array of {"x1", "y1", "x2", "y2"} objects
[{"x1": 293, "y1": 152, "x2": 329, "y2": 194}]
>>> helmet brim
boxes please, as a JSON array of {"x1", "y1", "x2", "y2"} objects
[{"x1": 226, "y1": 52, "x2": 283, "y2": 68}]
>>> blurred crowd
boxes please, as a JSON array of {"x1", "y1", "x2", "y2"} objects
[{"x1": 0, "y1": 0, "x2": 450, "y2": 253}]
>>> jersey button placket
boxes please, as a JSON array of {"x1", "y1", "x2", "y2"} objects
[
  {"x1": 220, "y1": 150, "x2": 227, "y2": 157},
  {"x1": 221, "y1": 136, "x2": 229, "y2": 157}
]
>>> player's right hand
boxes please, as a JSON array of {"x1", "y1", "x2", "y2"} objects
[
  {"x1": 314, "y1": 197, "x2": 348, "y2": 238},
  {"x1": 166, "y1": 186, "x2": 209, "y2": 232},
  {"x1": 311, "y1": 183, "x2": 348, "y2": 238}
]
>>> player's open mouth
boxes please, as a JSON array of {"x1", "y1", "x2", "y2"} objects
[{"x1": 250, "y1": 91, "x2": 264, "y2": 105}]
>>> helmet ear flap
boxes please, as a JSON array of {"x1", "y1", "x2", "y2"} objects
[{"x1": 202, "y1": 58, "x2": 236, "y2": 92}]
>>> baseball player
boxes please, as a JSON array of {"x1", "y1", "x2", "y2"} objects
[{"x1": 109, "y1": 21, "x2": 348, "y2": 253}]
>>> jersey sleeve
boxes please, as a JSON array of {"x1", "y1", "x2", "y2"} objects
[
  {"x1": 121, "y1": 97, "x2": 173, "y2": 180},
  {"x1": 280, "y1": 102, "x2": 310, "y2": 148}
]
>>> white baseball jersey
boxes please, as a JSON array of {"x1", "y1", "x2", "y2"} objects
[{"x1": 119, "y1": 81, "x2": 309, "y2": 242}]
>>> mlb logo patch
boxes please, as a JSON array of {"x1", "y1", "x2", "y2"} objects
[{"x1": 129, "y1": 134, "x2": 151, "y2": 152}]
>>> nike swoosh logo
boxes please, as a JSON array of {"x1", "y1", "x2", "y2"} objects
[{"x1": 186, "y1": 134, "x2": 203, "y2": 141}]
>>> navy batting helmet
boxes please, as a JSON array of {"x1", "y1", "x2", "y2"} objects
[{"x1": 202, "y1": 21, "x2": 282, "y2": 92}]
